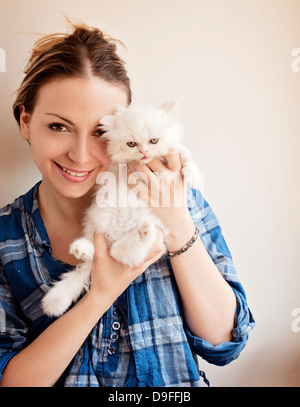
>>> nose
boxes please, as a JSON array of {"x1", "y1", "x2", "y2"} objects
[
  {"x1": 139, "y1": 147, "x2": 148, "y2": 155},
  {"x1": 68, "y1": 135, "x2": 91, "y2": 166}
]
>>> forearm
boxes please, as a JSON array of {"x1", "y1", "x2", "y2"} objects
[
  {"x1": 0, "y1": 231, "x2": 165, "y2": 388},
  {"x1": 168, "y1": 216, "x2": 237, "y2": 346},
  {"x1": 130, "y1": 152, "x2": 237, "y2": 345},
  {"x1": 0, "y1": 291, "x2": 111, "y2": 387}
]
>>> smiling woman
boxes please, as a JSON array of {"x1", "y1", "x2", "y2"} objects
[
  {"x1": 0, "y1": 21, "x2": 254, "y2": 387},
  {"x1": 18, "y1": 76, "x2": 127, "y2": 199}
]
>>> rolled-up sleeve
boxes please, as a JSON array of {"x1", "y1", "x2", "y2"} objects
[
  {"x1": 185, "y1": 187, "x2": 255, "y2": 366},
  {"x1": 185, "y1": 285, "x2": 255, "y2": 366},
  {"x1": 0, "y1": 261, "x2": 28, "y2": 380}
]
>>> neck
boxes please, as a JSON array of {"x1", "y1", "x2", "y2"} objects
[{"x1": 37, "y1": 180, "x2": 94, "y2": 225}]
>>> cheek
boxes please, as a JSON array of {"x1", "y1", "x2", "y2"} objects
[
  {"x1": 31, "y1": 140, "x2": 67, "y2": 165},
  {"x1": 149, "y1": 145, "x2": 166, "y2": 157},
  {"x1": 107, "y1": 143, "x2": 137, "y2": 161},
  {"x1": 30, "y1": 138, "x2": 54, "y2": 161},
  {"x1": 93, "y1": 140, "x2": 111, "y2": 166},
  {"x1": 28, "y1": 142, "x2": 54, "y2": 176},
  {"x1": 157, "y1": 139, "x2": 172, "y2": 155},
  {"x1": 29, "y1": 125, "x2": 66, "y2": 159},
  {"x1": 130, "y1": 146, "x2": 140, "y2": 155}
]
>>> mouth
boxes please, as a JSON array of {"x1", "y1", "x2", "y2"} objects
[
  {"x1": 141, "y1": 156, "x2": 151, "y2": 162},
  {"x1": 54, "y1": 162, "x2": 94, "y2": 183}
]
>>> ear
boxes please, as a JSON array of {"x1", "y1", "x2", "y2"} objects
[
  {"x1": 19, "y1": 105, "x2": 31, "y2": 142},
  {"x1": 159, "y1": 101, "x2": 178, "y2": 115}
]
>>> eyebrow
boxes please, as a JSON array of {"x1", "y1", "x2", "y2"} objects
[{"x1": 45, "y1": 113, "x2": 75, "y2": 126}]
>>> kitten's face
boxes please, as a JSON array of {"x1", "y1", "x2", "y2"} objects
[{"x1": 100, "y1": 103, "x2": 183, "y2": 164}]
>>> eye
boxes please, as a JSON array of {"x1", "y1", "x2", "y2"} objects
[
  {"x1": 93, "y1": 129, "x2": 106, "y2": 138},
  {"x1": 149, "y1": 138, "x2": 159, "y2": 144},
  {"x1": 127, "y1": 141, "x2": 137, "y2": 147},
  {"x1": 48, "y1": 123, "x2": 69, "y2": 132}
]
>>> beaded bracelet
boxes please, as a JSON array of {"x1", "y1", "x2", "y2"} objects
[{"x1": 167, "y1": 227, "x2": 199, "y2": 258}]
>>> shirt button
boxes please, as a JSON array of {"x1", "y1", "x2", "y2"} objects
[
  {"x1": 112, "y1": 321, "x2": 121, "y2": 330},
  {"x1": 107, "y1": 346, "x2": 116, "y2": 355},
  {"x1": 110, "y1": 332, "x2": 119, "y2": 342},
  {"x1": 113, "y1": 308, "x2": 120, "y2": 318}
]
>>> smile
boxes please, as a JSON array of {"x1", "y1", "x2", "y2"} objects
[
  {"x1": 61, "y1": 166, "x2": 89, "y2": 177},
  {"x1": 55, "y1": 162, "x2": 94, "y2": 182}
]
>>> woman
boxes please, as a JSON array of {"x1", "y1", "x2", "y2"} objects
[{"x1": 0, "y1": 23, "x2": 254, "y2": 387}]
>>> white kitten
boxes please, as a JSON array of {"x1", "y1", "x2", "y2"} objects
[{"x1": 42, "y1": 101, "x2": 200, "y2": 316}]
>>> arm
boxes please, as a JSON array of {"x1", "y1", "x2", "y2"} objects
[
  {"x1": 129, "y1": 150, "x2": 237, "y2": 346},
  {"x1": 0, "y1": 232, "x2": 165, "y2": 387},
  {"x1": 167, "y1": 214, "x2": 236, "y2": 345},
  {"x1": 0, "y1": 289, "x2": 109, "y2": 387}
]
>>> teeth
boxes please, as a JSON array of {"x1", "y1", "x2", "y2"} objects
[{"x1": 61, "y1": 166, "x2": 89, "y2": 177}]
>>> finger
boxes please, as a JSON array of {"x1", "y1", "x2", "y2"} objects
[
  {"x1": 128, "y1": 162, "x2": 156, "y2": 189},
  {"x1": 93, "y1": 232, "x2": 109, "y2": 260},
  {"x1": 145, "y1": 229, "x2": 165, "y2": 259},
  {"x1": 139, "y1": 230, "x2": 166, "y2": 269},
  {"x1": 164, "y1": 149, "x2": 182, "y2": 172},
  {"x1": 146, "y1": 157, "x2": 167, "y2": 173},
  {"x1": 127, "y1": 171, "x2": 152, "y2": 207},
  {"x1": 128, "y1": 164, "x2": 150, "y2": 184},
  {"x1": 130, "y1": 161, "x2": 153, "y2": 176},
  {"x1": 143, "y1": 248, "x2": 166, "y2": 269}
]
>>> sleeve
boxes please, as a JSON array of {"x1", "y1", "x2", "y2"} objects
[
  {"x1": 185, "y1": 187, "x2": 255, "y2": 366},
  {"x1": 0, "y1": 261, "x2": 29, "y2": 380}
]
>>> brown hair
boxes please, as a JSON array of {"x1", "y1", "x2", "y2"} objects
[{"x1": 13, "y1": 22, "x2": 131, "y2": 125}]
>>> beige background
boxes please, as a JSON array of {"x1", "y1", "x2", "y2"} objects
[{"x1": 1, "y1": 0, "x2": 300, "y2": 386}]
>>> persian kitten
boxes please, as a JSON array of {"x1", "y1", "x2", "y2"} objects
[{"x1": 42, "y1": 101, "x2": 200, "y2": 316}]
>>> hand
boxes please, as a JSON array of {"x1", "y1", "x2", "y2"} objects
[
  {"x1": 128, "y1": 149, "x2": 191, "y2": 233},
  {"x1": 89, "y1": 229, "x2": 165, "y2": 303}
]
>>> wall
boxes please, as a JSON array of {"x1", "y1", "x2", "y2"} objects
[{"x1": 0, "y1": 0, "x2": 299, "y2": 386}]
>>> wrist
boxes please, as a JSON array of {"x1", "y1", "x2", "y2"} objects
[
  {"x1": 167, "y1": 227, "x2": 199, "y2": 258},
  {"x1": 85, "y1": 287, "x2": 113, "y2": 315},
  {"x1": 166, "y1": 216, "x2": 196, "y2": 253}
]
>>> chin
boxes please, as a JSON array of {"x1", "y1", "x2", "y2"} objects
[
  {"x1": 54, "y1": 177, "x2": 96, "y2": 200},
  {"x1": 60, "y1": 185, "x2": 94, "y2": 200}
]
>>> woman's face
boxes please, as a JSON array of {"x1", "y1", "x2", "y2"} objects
[{"x1": 20, "y1": 76, "x2": 128, "y2": 199}]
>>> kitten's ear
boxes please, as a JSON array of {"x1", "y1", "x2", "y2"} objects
[
  {"x1": 100, "y1": 105, "x2": 128, "y2": 130},
  {"x1": 116, "y1": 105, "x2": 128, "y2": 113},
  {"x1": 159, "y1": 101, "x2": 178, "y2": 115},
  {"x1": 99, "y1": 114, "x2": 116, "y2": 130}
]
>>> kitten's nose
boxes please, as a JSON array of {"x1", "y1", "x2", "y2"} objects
[{"x1": 139, "y1": 148, "x2": 148, "y2": 155}]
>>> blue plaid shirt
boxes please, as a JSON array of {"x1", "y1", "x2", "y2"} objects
[{"x1": 0, "y1": 182, "x2": 254, "y2": 387}]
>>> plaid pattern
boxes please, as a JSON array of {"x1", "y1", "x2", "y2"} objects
[{"x1": 0, "y1": 182, "x2": 254, "y2": 387}]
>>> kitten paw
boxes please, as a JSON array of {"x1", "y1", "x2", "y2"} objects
[
  {"x1": 110, "y1": 223, "x2": 157, "y2": 267},
  {"x1": 182, "y1": 163, "x2": 200, "y2": 189},
  {"x1": 138, "y1": 223, "x2": 155, "y2": 240},
  {"x1": 42, "y1": 287, "x2": 72, "y2": 317},
  {"x1": 69, "y1": 238, "x2": 94, "y2": 261}
]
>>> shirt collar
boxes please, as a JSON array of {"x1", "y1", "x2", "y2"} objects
[{"x1": 23, "y1": 181, "x2": 52, "y2": 252}]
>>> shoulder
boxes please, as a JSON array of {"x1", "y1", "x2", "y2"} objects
[
  {"x1": 0, "y1": 196, "x2": 25, "y2": 241},
  {"x1": 0, "y1": 183, "x2": 40, "y2": 243}
]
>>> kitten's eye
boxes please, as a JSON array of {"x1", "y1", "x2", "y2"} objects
[
  {"x1": 149, "y1": 138, "x2": 159, "y2": 144},
  {"x1": 127, "y1": 141, "x2": 137, "y2": 147}
]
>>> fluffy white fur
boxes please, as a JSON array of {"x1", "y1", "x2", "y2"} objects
[{"x1": 42, "y1": 101, "x2": 200, "y2": 316}]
